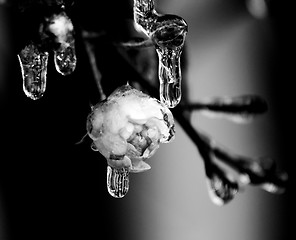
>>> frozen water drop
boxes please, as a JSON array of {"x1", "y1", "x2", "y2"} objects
[
  {"x1": 239, "y1": 173, "x2": 251, "y2": 185},
  {"x1": 47, "y1": 11, "x2": 77, "y2": 75},
  {"x1": 260, "y1": 182, "x2": 285, "y2": 194},
  {"x1": 17, "y1": 43, "x2": 49, "y2": 100},
  {"x1": 107, "y1": 165, "x2": 130, "y2": 198},
  {"x1": 260, "y1": 171, "x2": 288, "y2": 194},
  {"x1": 90, "y1": 142, "x2": 99, "y2": 151},
  {"x1": 54, "y1": 42, "x2": 76, "y2": 76},
  {"x1": 207, "y1": 174, "x2": 239, "y2": 206}
]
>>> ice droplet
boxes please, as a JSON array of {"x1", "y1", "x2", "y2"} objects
[
  {"x1": 90, "y1": 142, "x2": 99, "y2": 151},
  {"x1": 107, "y1": 165, "x2": 130, "y2": 198},
  {"x1": 54, "y1": 41, "x2": 76, "y2": 76},
  {"x1": 260, "y1": 182, "x2": 285, "y2": 194},
  {"x1": 17, "y1": 43, "x2": 49, "y2": 100},
  {"x1": 260, "y1": 171, "x2": 288, "y2": 194},
  {"x1": 207, "y1": 174, "x2": 239, "y2": 206}
]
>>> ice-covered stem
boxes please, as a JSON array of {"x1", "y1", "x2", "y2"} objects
[
  {"x1": 182, "y1": 95, "x2": 268, "y2": 114},
  {"x1": 182, "y1": 95, "x2": 268, "y2": 123},
  {"x1": 133, "y1": 0, "x2": 188, "y2": 108},
  {"x1": 209, "y1": 143, "x2": 288, "y2": 193},
  {"x1": 173, "y1": 106, "x2": 288, "y2": 205},
  {"x1": 116, "y1": 38, "x2": 154, "y2": 49},
  {"x1": 176, "y1": 104, "x2": 287, "y2": 188}
]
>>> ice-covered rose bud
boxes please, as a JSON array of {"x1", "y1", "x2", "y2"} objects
[{"x1": 87, "y1": 84, "x2": 175, "y2": 173}]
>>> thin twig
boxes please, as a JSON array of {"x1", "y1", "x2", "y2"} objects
[
  {"x1": 182, "y1": 95, "x2": 268, "y2": 114},
  {"x1": 115, "y1": 38, "x2": 154, "y2": 49},
  {"x1": 83, "y1": 36, "x2": 106, "y2": 101}
]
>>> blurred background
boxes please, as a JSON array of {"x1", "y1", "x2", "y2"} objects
[{"x1": 0, "y1": 0, "x2": 294, "y2": 240}]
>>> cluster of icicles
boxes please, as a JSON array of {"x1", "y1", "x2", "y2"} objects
[
  {"x1": 18, "y1": 0, "x2": 188, "y2": 198},
  {"x1": 18, "y1": 9, "x2": 76, "y2": 100}
]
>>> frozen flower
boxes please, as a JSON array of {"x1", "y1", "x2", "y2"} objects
[{"x1": 87, "y1": 84, "x2": 175, "y2": 172}]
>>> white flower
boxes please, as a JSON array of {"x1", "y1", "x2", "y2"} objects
[{"x1": 87, "y1": 84, "x2": 175, "y2": 172}]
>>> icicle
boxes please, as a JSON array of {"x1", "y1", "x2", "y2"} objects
[
  {"x1": 48, "y1": 11, "x2": 77, "y2": 75},
  {"x1": 106, "y1": 165, "x2": 130, "y2": 198},
  {"x1": 17, "y1": 43, "x2": 49, "y2": 100},
  {"x1": 53, "y1": 39, "x2": 76, "y2": 76},
  {"x1": 133, "y1": 0, "x2": 188, "y2": 108},
  {"x1": 152, "y1": 16, "x2": 187, "y2": 107}
]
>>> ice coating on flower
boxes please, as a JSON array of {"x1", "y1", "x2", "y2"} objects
[
  {"x1": 87, "y1": 84, "x2": 175, "y2": 173},
  {"x1": 48, "y1": 12, "x2": 74, "y2": 47}
]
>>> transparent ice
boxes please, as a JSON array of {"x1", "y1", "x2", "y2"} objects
[
  {"x1": 134, "y1": 0, "x2": 188, "y2": 108},
  {"x1": 107, "y1": 166, "x2": 130, "y2": 198},
  {"x1": 54, "y1": 40, "x2": 76, "y2": 76},
  {"x1": 17, "y1": 43, "x2": 49, "y2": 100}
]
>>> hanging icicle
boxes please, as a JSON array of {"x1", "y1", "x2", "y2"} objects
[
  {"x1": 47, "y1": 11, "x2": 77, "y2": 75},
  {"x1": 17, "y1": 2, "x2": 76, "y2": 99},
  {"x1": 18, "y1": 43, "x2": 49, "y2": 100},
  {"x1": 133, "y1": 0, "x2": 188, "y2": 108}
]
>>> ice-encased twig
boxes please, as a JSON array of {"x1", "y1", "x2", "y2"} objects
[{"x1": 182, "y1": 95, "x2": 268, "y2": 123}]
